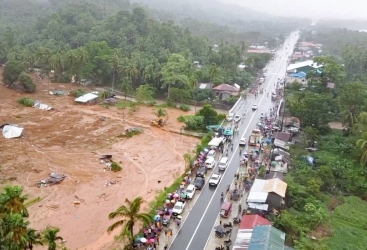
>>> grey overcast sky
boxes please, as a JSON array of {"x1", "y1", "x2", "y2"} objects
[{"x1": 223, "y1": 0, "x2": 366, "y2": 19}]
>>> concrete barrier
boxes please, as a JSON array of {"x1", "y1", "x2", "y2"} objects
[{"x1": 228, "y1": 96, "x2": 242, "y2": 114}]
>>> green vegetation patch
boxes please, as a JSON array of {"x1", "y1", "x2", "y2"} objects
[
  {"x1": 18, "y1": 97, "x2": 35, "y2": 107},
  {"x1": 323, "y1": 196, "x2": 367, "y2": 249}
]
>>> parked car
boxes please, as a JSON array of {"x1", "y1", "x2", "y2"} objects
[
  {"x1": 207, "y1": 150, "x2": 216, "y2": 159},
  {"x1": 185, "y1": 184, "x2": 196, "y2": 199},
  {"x1": 239, "y1": 137, "x2": 247, "y2": 146},
  {"x1": 172, "y1": 201, "x2": 186, "y2": 216},
  {"x1": 196, "y1": 166, "x2": 207, "y2": 177},
  {"x1": 234, "y1": 115, "x2": 241, "y2": 123},
  {"x1": 193, "y1": 177, "x2": 205, "y2": 189},
  {"x1": 252, "y1": 104, "x2": 258, "y2": 110},
  {"x1": 209, "y1": 173, "x2": 221, "y2": 186},
  {"x1": 226, "y1": 113, "x2": 234, "y2": 122}
]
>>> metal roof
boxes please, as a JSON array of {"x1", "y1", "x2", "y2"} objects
[
  {"x1": 263, "y1": 178, "x2": 288, "y2": 198},
  {"x1": 239, "y1": 215, "x2": 272, "y2": 230},
  {"x1": 286, "y1": 60, "x2": 322, "y2": 71},
  {"x1": 75, "y1": 93, "x2": 98, "y2": 103},
  {"x1": 247, "y1": 179, "x2": 268, "y2": 203},
  {"x1": 248, "y1": 225, "x2": 286, "y2": 250},
  {"x1": 233, "y1": 229, "x2": 253, "y2": 250}
]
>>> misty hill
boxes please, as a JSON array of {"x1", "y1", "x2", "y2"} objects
[
  {"x1": 0, "y1": 0, "x2": 130, "y2": 33},
  {"x1": 132, "y1": 0, "x2": 308, "y2": 35}
]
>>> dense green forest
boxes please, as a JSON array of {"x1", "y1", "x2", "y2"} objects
[
  {"x1": 275, "y1": 54, "x2": 367, "y2": 249},
  {"x1": 279, "y1": 29, "x2": 367, "y2": 248},
  {"x1": 0, "y1": 1, "x2": 275, "y2": 104},
  {"x1": 301, "y1": 28, "x2": 367, "y2": 82}
]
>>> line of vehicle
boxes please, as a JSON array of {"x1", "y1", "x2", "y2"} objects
[
  {"x1": 170, "y1": 85, "x2": 260, "y2": 242},
  {"x1": 200, "y1": 44, "x2": 290, "y2": 250},
  {"x1": 184, "y1": 57, "x2": 285, "y2": 250}
]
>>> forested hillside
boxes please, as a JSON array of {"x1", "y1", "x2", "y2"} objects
[
  {"x1": 133, "y1": 0, "x2": 308, "y2": 32},
  {"x1": 0, "y1": 1, "x2": 275, "y2": 102}
]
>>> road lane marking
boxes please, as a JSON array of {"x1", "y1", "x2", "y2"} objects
[
  {"x1": 201, "y1": 37, "x2": 296, "y2": 250},
  {"x1": 183, "y1": 53, "x2": 286, "y2": 250}
]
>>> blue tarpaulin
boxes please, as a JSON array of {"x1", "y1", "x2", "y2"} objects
[{"x1": 289, "y1": 71, "x2": 306, "y2": 78}]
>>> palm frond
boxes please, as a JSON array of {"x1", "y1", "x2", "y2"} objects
[{"x1": 107, "y1": 220, "x2": 124, "y2": 232}]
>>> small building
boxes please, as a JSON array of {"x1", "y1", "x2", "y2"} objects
[
  {"x1": 238, "y1": 64, "x2": 247, "y2": 71},
  {"x1": 213, "y1": 83, "x2": 240, "y2": 100},
  {"x1": 326, "y1": 82, "x2": 335, "y2": 89},
  {"x1": 248, "y1": 225, "x2": 293, "y2": 250},
  {"x1": 298, "y1": 41, "x2": 317, "y2": 48},
  {"x1": 274, "y1": 132, "x2": 292, "y2": 151},
  {"x1": 247, "y1": 49, "x2": 272, "y2": 54},
  {"x1": 198, "y1": 83, "x2": 213, "y2": 90},
  {"x1": 247, "y1": 178, "x2": 287, "y2": 211},
  {"x1": 286, "y1": 60, "x2": 322, "y2": 74},
  {"x1": 265, "y1": 171, "x2": 284, "y2": 181},
  {"x1": 233, "y1": 215, "x2": 272, "y2": 250},
  {"x1": 75, "y1": 93, "x2": 99, "y2": 104}
]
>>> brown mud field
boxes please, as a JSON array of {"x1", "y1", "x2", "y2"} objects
[{"x1": 0, "y1": 70, "x2": 199, "y2": 249}]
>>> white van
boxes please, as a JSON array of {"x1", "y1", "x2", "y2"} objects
[
  {"x1": 205, "y1": 158, "x2": 216, "y2": 169},
  {"x1": 218, "y1": 157, "x2": 229, "y2": 171}
]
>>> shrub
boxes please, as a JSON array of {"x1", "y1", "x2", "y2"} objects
[
  {"x1": 184, "y1": 115, "x2": 204, "y2": 131},
  {"x1": 166, "y1": 101, "x2": 176, "y2": 108},
  {"x1": 69, "y1": 88, "x2": 86, "y2": 97},
  {"x1": 177, "y1": 115, "x2": 186, "y2": 122},
  {"x1": 217, "y1": 113, "x2": 226, "y2": 122},
  {"x1": 146, "y1": 100, "x2": 157, "y2": 106},
  {"x1": 111, "y1": 162, "x2": 122, "y2": 172},
  {"x1": 124, "y1": 127, "x2": 143, "y2": 137},
  {"x1": 180, "y1": 104, "x2": 191, "y2": 111},
  {"x1": 18, "y1": 97, "x2": 35, "y2": 107},
  {"x1": 18, "y1": 72, "x2": 36, "y2": 93}
]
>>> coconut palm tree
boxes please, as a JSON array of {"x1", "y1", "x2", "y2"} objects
[
  {"x1": 208, "y1": 63, "x2": 220, "y2": 84},
  {"x1": 43, "y1": 227, "x2": 63, "y2": 250},
  {"x1": 120, "y1": 77, "x2": 133, "y2": 100},
  {"x1": 2, "y1": 213, "x2": 29, "y2": 249},
  {"x1": 107, "y1": 197, "x2": 152, "y2": 242},
  {"x1": 49, "y1": 51, "x2": 65, "y2": 87},
  {"x1": 26, "y1": 228, "x2": 43, "y2": 250},
  {"x1": 0, "y1": 185, "x2": 29, "y2": 217},
  {"x1": 109, "y1": 50, "x2": 122, "y2": 91}
]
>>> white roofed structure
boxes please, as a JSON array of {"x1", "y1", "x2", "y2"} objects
[
  {"x1": 75, "y1": 93, "x2": 99, "y2": 103},
  {"x1": 2, "y1": 125, "x2": 24, "y2": 139}
]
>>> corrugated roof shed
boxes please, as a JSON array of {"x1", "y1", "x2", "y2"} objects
[
  {"x1": 248, "y1": 225, "x2": 286, "y2": 250},
  {"x1": 262, "y1": 178, "x2": 288, "y2": 198},
  {"x1": 240, "y1": 215, "x2": 272, "y2": 230}
]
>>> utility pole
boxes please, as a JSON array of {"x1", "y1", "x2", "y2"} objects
[{"x1": 280, "y1": 80, "x2": 286, "y2": 132}]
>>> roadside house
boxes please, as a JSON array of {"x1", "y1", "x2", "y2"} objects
[
  {"x1": 248, "y1": 225, "x2": 293, "y2": 250},
  {"x1": 274, "y1": 132, "x2": 292, "y2": 151},
  {"x1": 233, "y1": 215, "x2": 272, "y2": 250},
  {"x1": 213, "y1": 83, "x2": 240, "y2": 100},
  {"x1": 286, "y1": 60, "x2": 322, "y2": 74},
  {"x1": 247, "y1": 178, "x2": 288, "y2": 211}
]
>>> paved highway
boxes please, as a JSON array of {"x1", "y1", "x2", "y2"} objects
[{"x1": 168, "y1": 32, "x2": 299, "y2": 250}]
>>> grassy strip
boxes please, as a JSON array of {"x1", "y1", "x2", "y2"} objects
[
  {"x1": 25, "y1": 196, "x2": 43, "y2": 207},
  {"x1": 148, "y1": 133, "x2": 212, "y2": 216}
]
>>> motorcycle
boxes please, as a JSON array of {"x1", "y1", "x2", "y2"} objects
[
  {"x1": 233, "y1": 217, "x2": 241, "y2": 224},
  {"x1": 223, "y1": 222, "x2": 232, "y2": 228},
  {"x1": 214, "y1": 226, "x2": 232, "y2": 238},
  {"x1": 224, "y1": 239, "x2": 232, "y2": 246}
]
